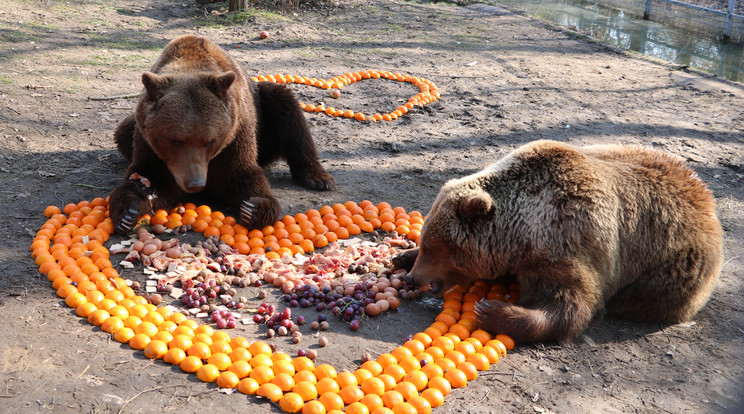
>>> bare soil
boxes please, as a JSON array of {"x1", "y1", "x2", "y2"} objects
[{"x1": 1, "y1": 0, "x2": 743, "y2": 413}]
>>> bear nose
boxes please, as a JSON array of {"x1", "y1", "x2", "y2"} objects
[{"x1": 185, "y1": 179, "x2": 206, "y2": 192}]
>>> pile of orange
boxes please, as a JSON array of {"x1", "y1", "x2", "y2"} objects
[
  {"x1": 146, "y1": 200, "x2": 424, "y2": 259},
  {"x1": 252, "y1": 70, "x2": 440, "y2": 123},
  {"x1": 31, "y1": 197, "x2": 515, "y2": 414}
]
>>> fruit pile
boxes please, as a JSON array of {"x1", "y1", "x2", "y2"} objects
[
  {"x1": 252, "y1": 70, "x2": 440, "y2": 123},
  {"x1": 30, "y1": 197, "x2": 515, "y2": 414}
]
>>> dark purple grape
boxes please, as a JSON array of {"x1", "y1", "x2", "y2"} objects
[
  {"x1": 297, "y1": 316, "x2": 306, "y2": 325},
  {"x1": 253, "y1": 314, "x2": 263, "y2": 324},
  {"x1": 349, "y1": 319, "x2": 360, "y2": 331},
  {"x1": 217, "y1": 319, "x2": 228, "y2": 329},
  {"x1": 317, "y1": 314, "x2": 327, "y2": 322},
  {"x1": 315, "y1": 303, "x2": 326, "y2": 312},
  {"x1": 332, "y1": 306, "x2": 341, "y2": 315},
  {"x1": 297, "y1": 349, "x2": 307, "y2": 357},
  {"x1": 290, "y1": 300, "x2": 298, "y2": 307}
]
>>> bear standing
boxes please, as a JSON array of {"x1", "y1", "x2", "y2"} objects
[
  {"x1": 396, "y1": 140, "x2": 722, "y2": 344},
  {"x1": 109, "y1": 35, "x2": 334, "y2": 234}
]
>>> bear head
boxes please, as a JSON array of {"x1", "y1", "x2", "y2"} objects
[
  {"x1": 136, "y1": 70, "x2": 239, "y2": 193},
  {"x1": 408, "y1": 181, "x2": 505, "y2": 294}
]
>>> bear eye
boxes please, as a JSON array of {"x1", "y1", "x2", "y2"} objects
[
  {"x1": 170, "y1": 139, "x2": 183, "y2": 147},
  {"x1": 205, "y1": 139, "x2": 216, "y2": 148}
]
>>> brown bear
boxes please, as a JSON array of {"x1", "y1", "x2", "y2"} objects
[
  {"x1": 395, "y1": 140, "x2": 722, "y2": 344},
  {"x1": 109, "y1": 35, "x2": 334, "y2": 234}
]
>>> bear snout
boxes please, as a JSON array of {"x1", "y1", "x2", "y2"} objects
[{"x1": 184, "y1": 178, "x2": 206, "y2": 192}]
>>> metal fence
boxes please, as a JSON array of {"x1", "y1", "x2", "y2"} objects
[{"x1": 597, "y1": 0, "x2": 743, "y2": 41}]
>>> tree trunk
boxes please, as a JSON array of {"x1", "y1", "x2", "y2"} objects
[{"x1": 229, "y1": 0, "x2": 249, "y2": 11}]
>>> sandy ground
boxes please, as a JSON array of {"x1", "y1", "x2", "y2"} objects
[{"x1": 0, "y1": 0, "x2": 743, "y2": 413}]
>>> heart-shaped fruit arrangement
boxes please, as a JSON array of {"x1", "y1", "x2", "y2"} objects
[
  {"x1": 252, "y1": 70, "x2": 440, "y2": 122},
  {"x1": 31, "y1": 197, "x2": 515, "y2": 414}
]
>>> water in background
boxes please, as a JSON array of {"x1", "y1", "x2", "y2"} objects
[{"x1": 490, "y1": 0, "x2": 744, "y2": 83}]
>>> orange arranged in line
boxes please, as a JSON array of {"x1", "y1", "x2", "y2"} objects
[
  {"x1": 251, "y1": 70, "x2": 440, "y2": 123},
  {"x1": 31, "y1": 196, "x2": 514, "y2": 413}
]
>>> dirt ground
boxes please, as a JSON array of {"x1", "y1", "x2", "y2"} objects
[{"x1": 1, "y1": 0, "x2": 743, "y2": 413}]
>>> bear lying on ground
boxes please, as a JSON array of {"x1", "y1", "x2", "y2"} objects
[
  {"x1": 395, "y1": 140, "x2": 722, "y2": 344},
  {"x1": 109, "y1": 35, "x2": 334, "y2": 234}
]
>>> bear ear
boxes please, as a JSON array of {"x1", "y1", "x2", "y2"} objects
[
  {"x1": 141, "y1": 72, "x2": 168, "y2": 101},
  {"x1": 207, "y1": 71, "x2": 236, "y2": 98},
  {"x1": 458, "y1": 191, "x2": 495, "y2": 220}
]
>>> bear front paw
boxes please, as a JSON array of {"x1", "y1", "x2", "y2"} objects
[
  {"x1": 299, "y1": 170, "x2": 335, "y2": 191},
  {"x1": 114, "y1": 204, "x2": 142, "y2": 235},
  {"x1": 240, "y1": 197, "x2": 280, "y2": 230}
]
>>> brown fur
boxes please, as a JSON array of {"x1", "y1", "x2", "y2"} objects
[
  {"x1": 397, "y1": 140, "x2": 722, "y2": 344},
  {"x1": 109, "y1": 35, "x2": 334, "y2": 234}
]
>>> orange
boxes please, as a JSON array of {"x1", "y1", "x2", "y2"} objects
[
  {"x1": 494, "y1": 334, "x2": 515, "y2": 350},
  {"x1": 249, "y1": 340, "x2": 272, "y2": 356},
  {"x1": 294, "y1": 369, "x2": 317, "y2": 384},
  {"x1": 163, "y1": 347, "x2": 187, "y2": 365},
  {"x1": 486, "y1": 339, "x2": 508, "y2": 357},
  {"x1": 353, "y1": 368, "x2": 373, "y2": 386},
  {"x1": 279, "y1": 392, "x2": 305, "y2": 413},
  {"x1": 434, "y1": 358, "x2": 456, "y2": 372},
  {"x1": 316, "y1": 377, "x2": 341, "y2": 395},
  {"x1": 228, "y1": 360, "x2": 252, "y2": 378},
  {"x1": 361, "y1": 377, "x2": 385, "y2": 396},
  {"x1": 397, "y1": 356, "x2": 421, "y2": 373},
  {"x1": 238, "y1": 377, "x2": 260, "y2": 395},
  {"x1": 128, "y1": 333, "x2": 151, "y2": 350},
  {"x1": 144, "y1": 339, "x2": 168, "y2": 359},
  {"x1": 470, "y1": 329, "x2": 492, "y2": 345},
  {"x1": 467, "y1": 352, "x2": 491, "y2": 371},
  {"x1": 257, "y1": 383, "x2": 284, "y2": 402},
  {"x1": 335, "y1": 371, "x2": 358, "y2": 389},
  {"x1": 361, "y1": 361, "x2": 383, "y2": 376},
  {"x1": 314, "y1": 364, "x2": 337, "y2": 380},
  {"x1": 391, "y1": 346, "x2": 414, "y2": 362},
  {"x1": 272, "y1": 372, "x2": 296, "y2": 392},
  {"x1": 407, "y1": 396, "x2": 432, "y2": 414},
  {"x1": 274, "y1": 360, "x2": 296, "y2": 376},
  {"x1": 293, "y1": 380, "x2": 318, "y2": 401},
  {"x1": 301, "y1": 400, "x2": 327, "y2": 414},
  {"x1": 359, "y1": 394, "x2": 383, "y2": 412},
  {"x1": 448, "y1": 323, "x2": 471, "y2": 341},
  {"x1": 457, "y1": 361, "x2": 478, "y2": 381},
  {"x1": 376, "y1": 353, "x2": 398, "y2": 369},
  {"x1": 381, "y1": 390, "x2": 404, "y2": 408},
  {"x1": 431, "y1": 336, "x2": 455, "y2": 353},
  {"x1": 207, "y1": 352, "x2": 232, "y2": 371},
  {"x1": 196, "y1": 364, "x2": 220, "y2": 383},
  {"x1": 393, "y1": 381, "x2": 418, "y2": 401},
  {"x1": 187, "y1": 342, "x2": 212, "y2": 360},
  {"x1": 421, "y1": 363, "x2": 443, "y2": 380},
  {"x1": 411, "y1": 333, "x2": 432, "y2": 348},
  {"x1": 444, "y1": 368, "x2": 468, "y2": 388},
  {"x1": 87, "y1": 309, "x2": 110, "y2": 326},
  {"x1": 319, "y1": 391, "x2": 345, "y2": 411},
  {"x1": 216, "y1": 370, "x2": 240, "y2": 389},
  {"x1": 339, "y1": 385, "x2": 364, "y2": 404},
  {"x1": 229, "y1": 347, "x2": 252, "y2": 363},
  {"x1": 346, "y1": 402, "x2": 370, "y2": 414},
  {"x1": 250, "y1": 364, "x2": 275, "y2": 385},
  {"x1": 100, "y1": 316, "x2": 124, "y2": 334},
  {"x1": 422, "y1": 389, "x2": 444, "y2": 408},
  {"x1": 250, "y1": 353, "x2": 273, "y2": 368},
  {"x1": 403, "y1": 370, "x2": 429, "y2": 391},
  {"x1": 75, "y1": 302, "x2": 98, "y2": 319},
  {"x1": 444, "y1": 350, "x2": 466, "y2": 366},
  {"x1": 377, "y1": 374, "x2": 397, "y2": 391},
  {"x1": 383, "y1": 364, "x2": 406, "y2": 383},
  {"x1": 427, "y1": 376, "x2": 452, "y2": 396},
  {"x1": 113, "y1": 327, "x2": 135, "y2": 344}
]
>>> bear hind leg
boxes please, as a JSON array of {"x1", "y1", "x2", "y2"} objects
[
  {"x1": 606, "y1": 248, "x2": 720, "y2": 323},
  {"x1": 255, "y1": 82, "x2": 335, "y2": 190},
  {"x1": 114, "y1": 114, "x2": 137, "y2": 162}
]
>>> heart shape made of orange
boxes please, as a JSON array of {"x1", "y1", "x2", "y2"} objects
[
  {"x1": 33, "y1": 198, "x2": 515, "y2": 413},
  {"x1": 252, "y1": 69, "x2": 440, "y2": 122}
]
